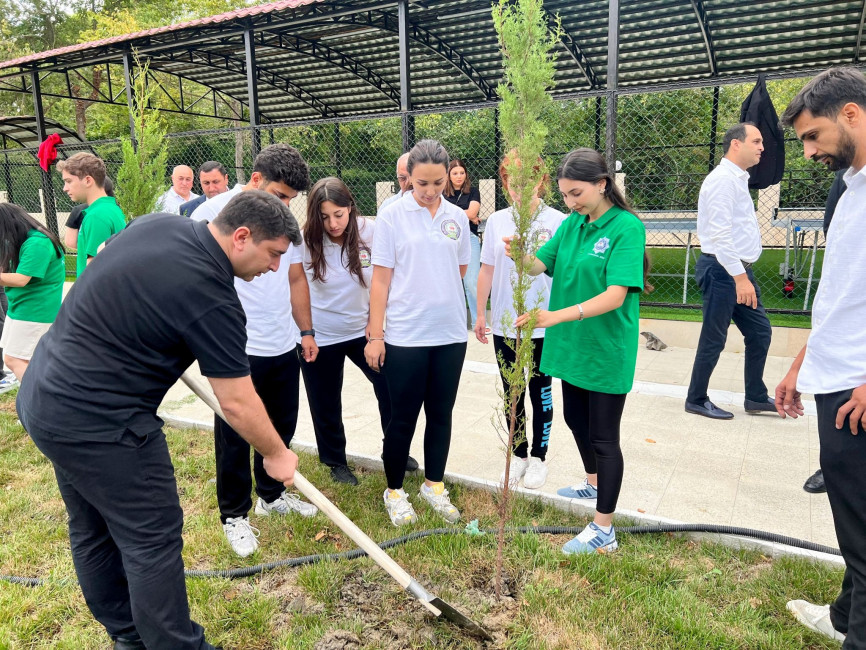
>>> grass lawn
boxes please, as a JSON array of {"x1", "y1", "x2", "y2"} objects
[{"x1": 0, "y1": 390, "x2": 843, "y2": 649}]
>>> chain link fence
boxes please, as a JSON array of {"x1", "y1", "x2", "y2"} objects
[{"x1": 0, "y1": 77, "x2": 835, "y2": 312}]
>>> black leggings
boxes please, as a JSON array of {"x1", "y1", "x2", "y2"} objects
[
  {"x1": 493, "y1": 335, "x2": 552, "y2": 460},
  {"x1": 561, "y1": 381, "x2": 627, "y2": 515},
  {"x1": 382, "y1": 341, "x2": 467, "y2": 489},
  {"x1": 299, "y1": 336, "x2": 391, "y2": 467}
]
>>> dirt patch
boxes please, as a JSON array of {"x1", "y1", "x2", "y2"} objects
[{"x1": 314, "y1": 630, "x2": 362, "y2": 650}]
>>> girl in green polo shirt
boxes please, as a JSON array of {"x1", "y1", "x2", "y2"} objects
[
  {"x1": 0, "y1": 203, "x2": 66, "y2": 380},
  {"x1": 510, "y1": 148, "x2": 648, "y2": 555}
]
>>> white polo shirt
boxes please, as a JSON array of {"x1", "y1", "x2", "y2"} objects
[
  {"x1": 798, "y1": 165, "x2": 866, "y2": 394},
  {"x1": 481, "y1": 203, "x2": 567, "y2": 339},
  {"x1": 697, "y1": 158, "x2": 762, "y2": 277},
  {"x1": 189, "y1": 184, "x2": 244, "y2": 222},
  {"x1": 157, "y1": 187, "x2": 198, "y2": 215},
  {"x1": 372, "y1": 191, "x2": 471, "y2": 346},
  {"x1": 292, "y1": 217, "x2": 375, "y2": 346}
]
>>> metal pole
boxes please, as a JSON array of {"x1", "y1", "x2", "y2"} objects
[
  {"x1": 594, "y1": 96, "x2": 602, "y2": 152},
  {"x1": 2, "y1": 134, "x2": 13, "y2": 204},
  {"x1": 244, "y1": 27, "x2": 261, "y2": 158},
  {"x1": 398, "y1": 0, "x2": 413, "y2": 152},
  {"x1": 334, "y1": 122, "x2": 342, "y2": 177},
  {"x1": 605, "y1": 0, "x2": 620, "y2": 172},
  {"x1": 708, "y1": 86, "x2": 719, "y2": 172},
  {"x1": 122, "y1": 51, "x2": 137, "y2": 150},
  {"x1": 30, "y1": 69, "x2": 58, "y2": 236}
]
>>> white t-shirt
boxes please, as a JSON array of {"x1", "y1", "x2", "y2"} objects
[
  {"x1": 372, "y1": 192, "x2": 471, "y2": 346},
  {"x1": 292, "y1": 217, "x2": 375, "y2": 346},
  {"x1": 798, "y1": 165, "x2": 866, "y2": 394},
  {"x1": 481, "y1": 203, "x2": 567, "y2": 339},
  {"x1": 189, "y1": 184, "x2": 244, "y2": 222}
]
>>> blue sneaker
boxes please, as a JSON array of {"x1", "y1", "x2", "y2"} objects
[
  {"x1": 557, "y1": 479, "x2": 598, "y2": 501},
  {"x1": 562, "y1": 522, "x2": 618, "y2": 555}
]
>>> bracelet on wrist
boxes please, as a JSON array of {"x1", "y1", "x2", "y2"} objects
[
  {"x1": 577, "y1": 303, "x2": 584, "y2": 321},
  {"x1": 368, "y1": 336, "x2": 385, "y2": 342}
]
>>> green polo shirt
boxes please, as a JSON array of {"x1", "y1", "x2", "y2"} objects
[
  {"x1": 6, "y1": 230, "x2": 65, "y2": 323},
  {"x1": 535, "y1": 206, "x2": 646, "y2": 394},
  {"x1": 76, "y1": 196, "x2": 126, "y2": 276}
]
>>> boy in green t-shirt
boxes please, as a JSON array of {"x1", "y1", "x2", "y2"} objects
[
  {"x1": 0, "y1": 203, "x2": 66, "y2": 380},
  {"x1": 56, "y1": 152, "x2": 126, "y2": 276}
]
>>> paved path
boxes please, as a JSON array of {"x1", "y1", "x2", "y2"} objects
[{"x1": 160, "y1": 336, "x2": 834, "y2": 549}]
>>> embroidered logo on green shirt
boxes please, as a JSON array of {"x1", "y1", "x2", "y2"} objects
[{"x1": 591, "y1": 236, "x2": 610, "y2": 257}]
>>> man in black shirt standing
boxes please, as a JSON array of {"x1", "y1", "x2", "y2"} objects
[{"x1": 17, "y1": 190, "x2": 300, "y2": 650}]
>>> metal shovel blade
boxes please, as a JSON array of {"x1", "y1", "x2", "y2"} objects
[{"x1": 430, "y1": 597, "x2": 493, "y2": 640}]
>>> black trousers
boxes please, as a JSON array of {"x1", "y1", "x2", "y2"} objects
[
  {"x1": 382, "y1": 341, "x2": 466, "y2": 489},
  {"x1": 299, "y1": 335, "x2": 391, "y2": 467},
  {"x1": 214, "y1": 349, "x2": 299, "y2": 523},
  {"x1": 492, "y1": 335, "x2": 553, "y2": 460},
  {"x1": 561, "y1": 381, "x2": 627, "y2": 515},
  {"x1": 687, "y1": 255, "x2": 772, "y2": 404},
  {"x1": 22, "y1": 418, "x2": 215, "y2": 649},
  {"x1": 817, "y1": 390, "x2": 866, "y2": 649}
]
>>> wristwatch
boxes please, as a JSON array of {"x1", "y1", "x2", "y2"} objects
[{"x1": 300, "y1": 329, "x2": 315, "y2": 337}]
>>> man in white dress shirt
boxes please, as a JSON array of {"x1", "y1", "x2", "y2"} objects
[
  {"x1": 378, "y1": 152, "x2": 411, "y2": 212},
  {"x1": 778, "y1": 66, "x2": 866, "y2": 648},
  {"x1": 156, "y1": 165, "x2": 198, "y2": 214},
  {"x1": 685, "y1": 123, "x2": 774, "y2": 420}
]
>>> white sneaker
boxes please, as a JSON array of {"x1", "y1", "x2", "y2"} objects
[
  {"x1": 254, "y1": 491, "x2": 318, "y2": 518},
  {"x1": 523, "y1": 456, "x2": 549, "y2": 489},
  {"x1": 222, "y1": 516, "x2": 260, "y2": 557},
  {"x1": 499, "y1": 456, "x2": 528, "y2": 489},
  {"x1": 786, "y1": 600, "x2": 846, "y2": 642},
  {"x1": 0, "y1": 374, "x2": 19, "y2": 395},
  {"x1": 384, "y1": 488, "x2": 417, "y2": 526},
  {"x1": 418, "y1": 482, "x2": 461, "y2": 523}
]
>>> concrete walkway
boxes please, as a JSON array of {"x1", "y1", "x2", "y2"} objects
[{"x1": 160, "y1": 329, "x2": 835, "y2": 551}]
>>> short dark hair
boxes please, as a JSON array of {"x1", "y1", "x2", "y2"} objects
[
  {"x1": 407, "y1": 139, "x2": 449, "y2": 174},
  {"x1": 781, "y1": 67, "x2": 866, "y2": 127},
  {"x1": 721, "y1": 122, "x2": 756, "y2": 154},
  {"x1": 104, "y1": 176, "x2": 115, "y2": 197},
  {"x1": 211, "y1": 189, "x2": 301, "y2": 245},
  {"x1": 252, "y1": 144, "x2": 310, "y2": 192},
  {"x1": 199, "y1": 160, "x2": 227, "y2": 176}
]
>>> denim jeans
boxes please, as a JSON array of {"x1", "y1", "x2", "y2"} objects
[{"x1": 463, "y1": 233, "x2": 481, "y2": 323}]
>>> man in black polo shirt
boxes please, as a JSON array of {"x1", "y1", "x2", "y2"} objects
[{"x1": 17, "y1": 190, "x2": 301, "y2": 650}]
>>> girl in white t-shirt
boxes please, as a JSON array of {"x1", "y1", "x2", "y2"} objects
[
  {"x1": 296, "y1": 177, "x2": 397, "y2": 486},
  {"x1": 474, "y1": 152, "x2": 566, "y2": 492},
  {"x1": 365, "y1": 140, "x2": 471, "y2": 527}
]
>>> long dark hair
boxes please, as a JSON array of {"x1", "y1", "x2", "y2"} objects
[
  {"x1": 556, "y1": 148, "x2": 653, "y2": 292},
  {"x1": 0, "y1": 203, "x2": 64, "y2": 273},
  {"x1": 444, "y1": 159, "x2": 472, "y2": 197},
  {"x1": 303, "y1": 177, "x2": 366, "y2": 287}
]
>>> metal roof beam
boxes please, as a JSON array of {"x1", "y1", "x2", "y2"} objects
[
  {"x1": 688, "y1": 0, "x2": 717, "y2": 76},
  {"x1": 856, "y1": 0, "x2": 866, "y2": 62},
  {"x1": 550, "y1": 14, "x2": 599, "y2": 88},
  {"x1": 256, "y1": 31, "x2": 401, "y2": 106},
  {"x1": 337, "y1": 10, "x2": 498, "y2": 101}
]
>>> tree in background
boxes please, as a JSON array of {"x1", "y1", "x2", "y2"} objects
[
  {"x1": 114, "y1": 52, "x2": 167, "y2": 219},
  {"x1": 491, "y1": 0, "x2": 559, "y2": 599}
]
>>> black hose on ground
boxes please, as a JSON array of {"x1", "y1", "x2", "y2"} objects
[{"x1": 0, "y1": 523, "x2": 841, "y2": 587}]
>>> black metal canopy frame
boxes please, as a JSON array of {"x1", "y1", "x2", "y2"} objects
[{"x1": 2, "y1": 0, "x2": 866, "y2": 233}]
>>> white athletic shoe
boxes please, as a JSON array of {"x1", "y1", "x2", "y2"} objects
[
  {"x1": 418, "y1": 482, "x2": 461, "y2": 523},
  {"x1": 384, "y1": 488, "x2": 417, "y2": 526},
  {"x1": 786, "y1": 600, "x2": 846, "y2": 642},
  {"x1": 499, "y1": 456, "x2": 528, "y2": 489},
  {"x1": 523, "y1": 456, "x2": 549, "y2": 489},
  {"x1": 254, "y1": 491, "x2": 318, "y2": 518},
  {"x1": 223, "y1": 516, "x2": 260, "y2": 557}
]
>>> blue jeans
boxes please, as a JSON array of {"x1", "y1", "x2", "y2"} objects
[
  {"x1": 686, "y1": 254, "x2": 772, "y2": 404},
  {"x1": 463, "y1": 233, "x2": 481, "y2": 323}
]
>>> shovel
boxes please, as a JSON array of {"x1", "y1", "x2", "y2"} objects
[{"x1": 179, "y1": 370, "x2": 492, "y2": 641}]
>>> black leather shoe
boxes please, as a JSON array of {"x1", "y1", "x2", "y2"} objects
[
  {"x1": 744, "y1": 397, "x2": 776, "y2": 414},
  {"x1": 113, "y1": 637, "x2": 146, "y2": 650},
  {"x1": 329, "y1": 464, "x2": 359, "y2": 485},
  {"x1": 381, "y1": 454, "x2": 420, "y2": 472},
  {"x1": 685, "y1": 400, "x2": 734, "y2": 420},
  {"x1": 803, "y1": 469, "x2": 826, "y2": 494}
]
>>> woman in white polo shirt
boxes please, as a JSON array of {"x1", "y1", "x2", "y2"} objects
[
  {"x1": 365, "y1": 139, "x2": 471, "y2": 526},
  {"x1": 296, "y1": 177, "x2": 393, "y2": 486},
  {"x1": 474, "y1": 151, "x2": 566, "y2": 491}
]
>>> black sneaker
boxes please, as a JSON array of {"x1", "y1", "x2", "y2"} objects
[
  {"x1": 329, "y1": 464, "x2": 359, "y2": 485},
  {"x1": 382, "y1": 454, "x2": 420, "y2": 472}
]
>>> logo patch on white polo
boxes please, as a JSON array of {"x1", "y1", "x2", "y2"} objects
[{"x1": 440, "y1": 219, "x2": 461, "y2": 240}]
